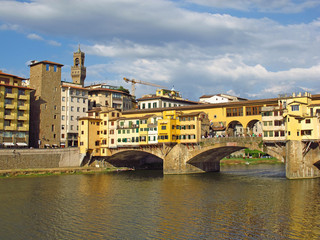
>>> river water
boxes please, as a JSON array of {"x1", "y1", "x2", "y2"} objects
[{"x1": 0, "y1": 164, "x2": 319, "y2": 240}]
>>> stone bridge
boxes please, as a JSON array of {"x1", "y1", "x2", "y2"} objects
[{"x1": 100, "y1": 137, "x2": 297, "y2": 174}]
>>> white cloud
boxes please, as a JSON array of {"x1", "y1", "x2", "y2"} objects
[
  {"x1": 186, "y1": 0, "x2": 320, "y2": 13},
  {"x1": 26, "y1": 33, "x2": 61, "y2": 46},
  {"x1": 0, "y1": 0, "x2": 319, "y2": 100},
  {"x1": 27, "y1": 33, "x2": 43, "y2": 41}
]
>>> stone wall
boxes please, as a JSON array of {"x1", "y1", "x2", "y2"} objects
[{"x1": 0, "y1": 148, "x2": 81, "y2": 170}]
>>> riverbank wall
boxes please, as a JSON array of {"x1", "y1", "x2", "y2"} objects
[{"x1": 0, "y1": 148, "x2": 81, "y2": 170}]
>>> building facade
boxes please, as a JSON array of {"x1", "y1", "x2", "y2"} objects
[
  {"x1": 0, "y1": 71, "x2": 31, "y2": 147},
  {"x1": 29, "y1": 60, "x2": 63, "y2": 148},
  {"x1": 86, "y1": 84, "x2": 133, "y2": 111},
  {"x1": 137, "y1": 88, "x2": 200, "y2": 110},
  {"x1": 60, "y1": 82, "x2": 88, "y2": 147},
  {"x1": 199, "y1": 93, "x2": 247, "y2": 104}
]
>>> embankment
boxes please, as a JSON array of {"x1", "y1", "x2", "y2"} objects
[{"x1": 0, "y1": 148, "x2": 82, "y2": 170}]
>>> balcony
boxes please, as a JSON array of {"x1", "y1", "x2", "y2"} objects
[
  {"x1": 18, "y1": 105, "x2": 28, "y2": 111},
  {"x1": 18, "y1": 126, "x2": 28, "y2": 131},
  {"x1": 18, "y1": 115, "x2": 28, "y2": 121},
  {"x1": 18, "y1": 94, "x2": 28, "y2": 100},
  {"x1": 5, "y1": 93, "x2": 16, "y2": 99},
  {"x1": 4, "y1": 126, "x2": 15, "y2": 131},
  {"x1": 5, "y1": 104, "x2": 15, "y2": 109},
  {"x1": 5, "y1": 114, "x2": 15, "y2": 120}
]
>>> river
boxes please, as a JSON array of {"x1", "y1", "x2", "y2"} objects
[{"x1": 0, "y1": 164, "x2": 319, "y2": 239}]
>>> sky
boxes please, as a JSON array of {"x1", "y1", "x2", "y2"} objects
[{"x1": 0, "y1": 0, "x2": 319, "y2": 101}]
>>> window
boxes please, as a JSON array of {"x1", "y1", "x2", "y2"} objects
[
  {"x1": 83, "y1": 108, "x2": 86, "y2": 112},
  {"x1": 71, "y1": 116, "x2": 74, "y2": 121},
  {"x1": 153, "y1": 102, "x2": 157, "y2": 108},
  {"x1": 291, "y1": 105, "x2": 299, "y2": 111},
  {"x1": 71, "y1": 97, "x2": 74, "y2": 102},
  {"x1": 51, "y1": 124, "x2": 54, "y2": 132},
  {"x1": 4, "y1": 120, "x2": 11, "y2": 127},
  {"x1": 54, "y1": 115, "x2": 57, "y2": 119},
  {"x1": 18, "y1": 89, "x2": 25, "y2": 95},
  {"x1": 62, "y1": 115, "x2": 65, "y2": 120},
  {"x1": 46, "y1": 64, "x2": 49, "y2": 71},
  {"x1": 148, "y1": 103, "x2": 151, "y2": 108},
  {"x1": 77, "y1": 107, "x2": 80, "y2": 112},
  {"x1": 62, "y1": 97, "x2": 65, "y2": 102},
  {"x1": 306, "y1": 119, "x2": 311, "y2": 124},
  {"x1": 62, "y1": 106, "x2": 65, "y2": 111},
  {"x1": 71, "y1": 106, "x2": 74, "y2": 112},
  {"x1": 62, "y1": 125, "x2": 65, "y2": 130},
  {"x1": 54, "y1": 65, "x2": 57, "y2": 72},
  {"x1": 161, "y1": 126, "x2": 166, "y2": 130},
  {"x1": 142, "y1": 103, "x2": 146, "y2": 109},
  {"x1": 5, "y1": 87, "x2": 12, "y2": 94},
  {"x1": 81, "y1": 131, "x2": 84, "y2": 135},
  {"x1": 83, "y1": 99, "x2": 86, "y2": 103},
  {"x1": 226, "y1": 107, "x2": 243, "y2": 117}
]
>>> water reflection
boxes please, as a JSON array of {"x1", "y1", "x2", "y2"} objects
[{"x1": 0, "y1": 164, "x2": 319, "y2": 239}]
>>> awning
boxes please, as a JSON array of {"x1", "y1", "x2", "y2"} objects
[
  {"x1": 3, "y1": 142, "x2": 15, "y2": 147},
  {"x1": 16, "y1": 142, "x2": 28, "y2": 147},
  {"x1": 45, "y1": 144, "x2": 50, "y2": 147}
]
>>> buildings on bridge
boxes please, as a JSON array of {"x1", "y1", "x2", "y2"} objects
[
  {"x1": 78, "y1": 107, "x2": 210, "y2": 156},
  {"x1": 261, "y1": 92, "x2": 320, "y2": 142}
]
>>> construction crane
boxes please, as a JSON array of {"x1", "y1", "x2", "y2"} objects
[{"x1": 123, "y1": 77, "x2": 166, "y2": 97}]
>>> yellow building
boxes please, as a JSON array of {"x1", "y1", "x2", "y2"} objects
[
  {"x1": 78, "y1": 108, "x2": 102, "y2": 156},
  {"x1": 282, "y1": 92, "x2": 320, "y2": 141},
  {"x1": 157, "y1": 110, "x2": 210, "y2": 144},
  {"x1": 0, "y1": 71, "x2": 31, "y2": 147}
]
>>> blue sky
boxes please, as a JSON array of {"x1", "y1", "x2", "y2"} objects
[{"x1": 0, "y1": 0, "x2": 319, "y2": 101}]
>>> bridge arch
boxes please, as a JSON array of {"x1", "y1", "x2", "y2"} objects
[
  {"x1": 105, "y1": 150, "x2": 163, "y2": 170},
  {"x1": 246, "y1": 119, "x2": 262, "y2": 137},
  {"x1": 227, "y1": 121, "x2": 243, "y2": 137}
]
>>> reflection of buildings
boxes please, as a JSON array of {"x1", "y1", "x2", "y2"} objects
[{"x1": 0, "y1": 71, "x2": 31, "y2": 147}]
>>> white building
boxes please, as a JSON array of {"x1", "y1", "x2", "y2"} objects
[
  {"x1": 60, "y1": 82, "x2": 88, "y2": 147},
  {"x1": 199, "y1": 94, "x2": 247, "y2": 104},
  {"x1": 137, "y1": 88, "x2": 199, "y2": 110}
]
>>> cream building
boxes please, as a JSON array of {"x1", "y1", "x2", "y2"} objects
[
  {"x1": 137, "y1": 88, "x2": 199, "y2": 109},
  {"x1": 0, "y1": 71, "x2": 31, "y2": 147},
  {"x1": 86, "y1": 84, "x2": 133, "y2": 111},
  {"x1": 60, "y1": 82, "x2": 88, "y2": 147},
  {"x1": 60, "y1": 47, "x2": 88, "y2": 147}
]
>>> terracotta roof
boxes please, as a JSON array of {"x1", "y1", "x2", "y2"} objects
[
  {"x1": 137, "y1": 96, "x2": 200, "y2": 104},
  {"x1": 61, "y1": 82, "x2": 88, "y2": 90},
  {"x1": 179, "y1": 111, "x2": 205, "y2": 117},
  {"x1": 29, "y1": 60, "x2": 64, "y2": 67},
  {"x1": 0, "y1": 82, "x2": 33, "y2": 90},
  {"x1": 0, "y1": 71, "x2": 26, "y2": 80},
  {"x1": 87, "y1": 87, "x2": 131, "y2": 96}
]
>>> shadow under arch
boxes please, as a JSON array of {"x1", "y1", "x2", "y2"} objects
[
  {"x1": 105, "y1": 150, "x2": 163, "y2": 170},
  {"x1": 187, "y1": 146, "x2": 246, "y2": 172}
]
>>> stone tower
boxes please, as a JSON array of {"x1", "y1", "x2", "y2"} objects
[
  {"x1": 29, "y1": 60, "x2": 63, "y2": 148},
  {"x1": 71, "y1": 45, "x2": 86, "y2": 87}
]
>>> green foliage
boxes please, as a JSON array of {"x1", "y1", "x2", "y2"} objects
[{"x1": 117, "y1": 86, "x2": 130, "y2": 94}]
